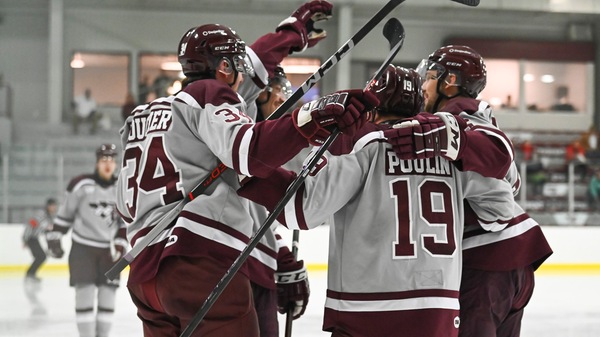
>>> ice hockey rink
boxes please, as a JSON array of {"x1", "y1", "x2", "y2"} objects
[
  {"x1": 1, "y1": 270, "x2": 600, "y2": 337},
  {"x1": 1, "y1": 224, "x2": 600, "y2": 337}
]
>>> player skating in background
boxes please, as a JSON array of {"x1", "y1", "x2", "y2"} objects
[
  {"x1": 238, "y1": 65, "x2": 519, "y2": 337},
  {"x1": 23, "y1": 197, "x2": 57, "y2": 284},
  {"x1": 46, "y1": 144, "x2": 128, "y2": 337},
  {"x1": 115, "y1": 17, "x2": 377, "y2": 337},
  {"x1": 414, "y1": 45, "x2": 553, "y2": 337},
  {"x1": 22, "y1": 197, "x2": 58, "y2": 315}
]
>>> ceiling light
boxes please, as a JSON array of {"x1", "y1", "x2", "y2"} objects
[{"x1": 70, "y1": 53, "x2": 85, "y2": 69}]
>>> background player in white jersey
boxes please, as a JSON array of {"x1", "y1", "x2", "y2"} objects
[
  {"x1": 46, "y1": 144, "x2": 128, "y2": 337},
  {"x1": 414, "y1": 45, "x2": 553, "y2": 337},
  {"x1": 115, "y1": 19, "x2": 377, "y2": 337},
  {"x1": 238, "y1": 66, "x2": 519, "y2": 337}
]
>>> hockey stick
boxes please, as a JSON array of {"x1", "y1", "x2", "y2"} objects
[
  {"x1": 283, "y1": 229, "x2": 300, "y2": 337},
  {"x1": 179, "y1": 17, "x2": 406, "y2": 337},
  {"x1": 106, "y1": 0, "x2": 479, "y2": 282},
  {"x1": 452, "y1": 0, "x2": 480, "y2": 6},
  {"x1": 105, "y1": 0, "x2": 406, "y2": 282}
]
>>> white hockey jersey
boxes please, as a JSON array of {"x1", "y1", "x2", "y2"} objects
[
  {"x1": 442, "y1": 97, "x2": 552, "y2": 271},
  {"x1": 53, "y1": 174, "x2": 126, "y2": 248},
  {"x1": 115, "y1": 78, "x2": 310, "y2": 285},
  {"x1": 238, "y1": 122, "x2": 518, "y2": 337}
]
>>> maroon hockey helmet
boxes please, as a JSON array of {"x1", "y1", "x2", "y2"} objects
[
  {"x1": 177, "y1": 24, "x2": 253, "y2": 78},
  {"x1": 370, "y1": 65, "x2": 423, "y2": 118},
  {"x1": 416, "y1": 45, "x2": 487, "y2": 98},
  {"x1": 96, "y1": 143, "x2": 117, "y2": 160}
]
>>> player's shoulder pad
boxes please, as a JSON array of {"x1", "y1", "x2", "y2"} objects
[
  {"x1": 328, "y1": 123, "x2": 383, "y2": 155},
  {"x1": 180, "y1": 79, "x2": 242, "y2": 109},
  {"x1": 443, "y1": 97, "x2": 480, "y2": 115},
  {"x1": 66, "y1": 173, "x2": 95, "y2": 192}
]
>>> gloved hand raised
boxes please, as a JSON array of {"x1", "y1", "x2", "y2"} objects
[
  {"x1": 46, "y1": 231, "x2": 64, "y2": 259},
  {"x1": 383, "y1": 112, "x2": 466, "y2": 161},
  {"x1": 293, "y1": 89, "x2": 379, "y2": 146},
  {"x1": 277, "y1": 0, "x2": 333, "y2": 52},
  {"x1": 276, "y1": 259, "x2": 310, "y2": 320}
]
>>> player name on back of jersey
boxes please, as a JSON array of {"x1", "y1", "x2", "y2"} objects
[
  {"x1": 127, "y1": 109, "x2": 173, "y2": 142},
  {"x1": 385, "y1": 149, "x2": 452, "y2": 177}
]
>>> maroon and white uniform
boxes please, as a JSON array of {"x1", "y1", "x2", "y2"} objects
[
  {"x1": 441, "y1": 96, "x2": 553, "y2": 271},
  {"x1": 115, "y1": 74, "x2": 311, "y2": 286},
  {"x1": 238, "y1": 122, "x2": 519, "y2": 337},
  {"x1": 53, "y1": 173, "x2": 126, "y2": 286},
  {"x1": 441, "y1": 97, "x2": 553, "y2": 337},
  {"x1": 237, "y1": 28, "x2": 307, "y2": 294}
]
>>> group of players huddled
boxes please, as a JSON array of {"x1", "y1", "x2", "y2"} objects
[{"x1": 35, "y1": 1, "x2": 551, "y2": 336}]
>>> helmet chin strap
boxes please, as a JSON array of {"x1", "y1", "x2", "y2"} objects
[{"x1": 433, "y1": 74, "x2": 461, "y2": 112}]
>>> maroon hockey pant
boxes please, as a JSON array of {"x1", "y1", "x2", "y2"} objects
[
  {"x1": 458, "y1": 266, "x2": 535, "y2": 337},
  {"x1": 128, "y1": 255, "x2": 259, "y2": 337}
]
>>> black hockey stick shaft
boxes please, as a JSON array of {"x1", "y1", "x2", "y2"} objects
[
  {"x1": 104, "y1": 0, "x2": 406, "y2": 282},
  {"x1": 451, "y1": 0, "x2": 480, "y2": 6},
  {"x1": 179, "y1": 17, "x2": 406, "y2": 337},
  {"x1": 284, "y1": 229, "x2": 300, "y2": 337}
]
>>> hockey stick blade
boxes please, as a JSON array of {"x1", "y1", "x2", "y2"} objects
[
  {"x1": 105, "y1": 0, "x2": 406, "y2": 283},
  {"x1": 383, "y1": 17, "x2": 405, "y2": 51},
  {"x1": 451, "y1": 0, "x2": 480, "y2": 6},
  {"x1": 178, "y1": 18, "x2": 406, "y2": 337}
]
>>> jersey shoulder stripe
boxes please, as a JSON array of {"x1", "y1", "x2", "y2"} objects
[{"x1": 66, "y1": 174, "x2": 95, "y2": 192}]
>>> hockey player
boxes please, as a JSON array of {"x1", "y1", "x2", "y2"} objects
[
  {"x1": 115, "y1": 18, "x2": 377, "y2": 337},
  {"x1": 46, "y1": 144, "x2": 128, "y2": 337},
  {"x1": 23, "y1": 197, "x2": 57, "y2": 284},
  {"x1": 237, "y1": 66, "x2": 519, "y2": 337},
  {"x1": 414, "y1": 45, "x2": 553, "y2": 337},
  {"x1": 245, "y1": 66, "x2": 310, "y2": 337},
  {"x1": 235, "y1": 4, "x2": 332, "y2": 334}
]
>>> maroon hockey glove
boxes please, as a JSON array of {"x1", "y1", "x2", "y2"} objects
[
  {"x1": 46, "y1": 232, "x2": 64, "y2": 259},
  {"x1": 292, "y1": 89, "x2": 379, "y2": 146},
  {"x1": 276, "y1": 258, "x2": 310, "y2": 320},
  {"x1": 383, "y1": 112, "x2": 466, "y2": 161},
  {"x1": 276, "y1": 0, "x2": 333, "y2": 52}
]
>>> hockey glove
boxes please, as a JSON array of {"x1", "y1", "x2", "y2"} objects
[
  {"x1": 112, "y1": 238, "x2": 128, "y2": 262},
  {"x1": 383, "y1": 112, "x2": 466, "y2": 161},
  {"x1": 292, "y1": 89, "x2": 379, "y2": 146},
  {"x1": 276, "y1": 259, "x2": 310, "y2": 320},
  {"x1": 46, "y1": 231, "x2": 64, "y2": 259},
  {"x1": 276, "y1": 0, "x2": 333, "y2": 52}
]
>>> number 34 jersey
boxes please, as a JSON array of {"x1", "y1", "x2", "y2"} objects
[{"x1": 116, "y1": 78, "x2": 307, "y2": 285}]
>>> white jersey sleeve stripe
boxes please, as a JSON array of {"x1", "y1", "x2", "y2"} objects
[
  {"x1": 245, "y1": 47, "x2": 268, "y2": 88},
  {"x1": 463, "y1": 217, "x2": 538, "y2": 250},
  {"x1": 352, "y1": 131, "x2": 385, "y2": 154},
  {"x1": 236, "y1": 126, "x2": 255, "y2": 176},
  {"x1": 283, "y1": 192, "x2": 302, "y2": 230},
  {"x1": 473, "y1": 127, "x2": 514, "y2": 161},
  {"x1": 176, "y1": 216, "x2": 273, "y2": 267},
  {"x1": 175, "y1": 91, "x2": 200, "y2": 108}
]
